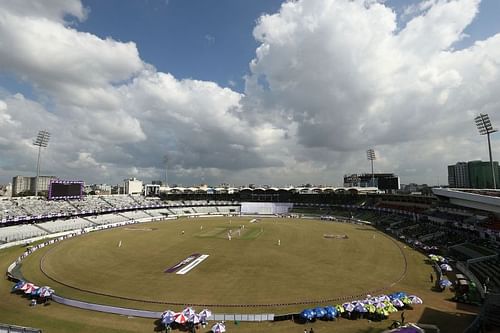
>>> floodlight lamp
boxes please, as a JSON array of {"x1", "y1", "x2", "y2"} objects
[
  {"x1": 475, "y1": 113, "x2": 497, "y2": 135},
  {"x1": 33, "y1": 130, "x2": 50, "y2": 147},
  {"x1": 366, "y1": 149, "x2": 376, "y2": 161}
]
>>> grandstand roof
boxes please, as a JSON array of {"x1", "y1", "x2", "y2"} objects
[{"x1": 432, "y1": 188, "x2": 500, "y2": 214}]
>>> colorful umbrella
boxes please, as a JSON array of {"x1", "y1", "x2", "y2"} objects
[
  {"x1": 211, "y1": 322, "x2": 226, "y2": 333},
  {"x1": 355, "y1": 303, "x2": 367, "y2": 313},
  {"x1": 377, "y1": 295, "x2": 391, "y2": 302},
  {"x1": 324, "y1": 306, "x2": 337, "y2": 319},
  {"x1": 161, "y1": 312, "x2": 176, "y2": 325},
  {"x1": 439, "y1": 279, "x2": 452, "y2": 288},
  {"x1": 189, "y1": 313, "x2": 201, "y2": 324},
  {"x1": 391, "y1": 298, "x2": 404, "y2": 308},
  {"x1": 314, "y1": 307, "x2": 327, "y2": 318},
  {"x1": 300, "y1": 309, "x2": 315, "y2": 321},
  {"x1": 174, "y1": 313, "x2": 188, "y2": 324},
  {"x1": 366, "y1": 304, "x2": 376, "y2": 313},
  {"x1": 24, "y1": 284, "x2": 38, "y2": 294},
  {"x1": 12, "y1": 280, "x2": 26, "y2": 291},
  {"x1": 199, "y1": 309, "x2": 212, "y2": 320},
  {"x1": 161, "y1": 310, "x2": 177, "y2": 319},
  {"x1": 182, "y1": 306, "x2": 196, "y2": 317},
  {"x1": 401, "y1": 296, "x2": 412, "y2": 306},
  {"x1": 440, "y1": 264, "x2": 452, "y2": 272},
  {"x1": 385, "y1": 304, "x2": 398, "y2": 313},
  {"x1": 389, "y1": 292, "x2": 407, "y2": 300},
  {"x1": 343, "y1": 302, "x2": 355, "y2": 312},
  {"x1": 39, "y1": 288, "x2": 53, "y2": 298},
  {"x1": 20, "y1": 282, "x2": 35, "y2": 291},
  {"x1": 408, "y1": 295, "x2": 423, "y2": 304}
]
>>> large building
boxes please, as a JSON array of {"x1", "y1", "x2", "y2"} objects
[
  {"x1": 124, "y1": 178, "x2": 143, "y2": 195},
  {"x1": 11, "y1": 175, "x2": 57, "y2": 196},
  {"x1": 343, "y1": 173, "x2": 400, "y2": 192},
  {"x1": 448, "y1": 162, "x2": 469, "y2": 188},
  {"x1": 448, "y1": 161, "x2": 500, "y2": 189}
]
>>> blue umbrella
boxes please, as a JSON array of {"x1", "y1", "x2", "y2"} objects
[
  {"x1": 12, "y1": 280, "x2": 26, "y2": 291},
  {"x1": 324, "y1": 306, "x2": 337, "y2": 319},
  {"x1": 439, "y1": 279, "x2": 452, "y2": 288},
  {"x1": 392, "y1": 292, "x2": 408, "y2": 300},
  {"x1": 299, "y1": 309, "x2": 316, "y2": 321},
  {"x1": 354, "y1": 303, "x2": 368, "y2": 313},
  {"x1": 161, "y1": 310, "x2": 177, "y2": 325},
  {"x1": 313, "y1": 307, "x2": 327, "y2": 318}
]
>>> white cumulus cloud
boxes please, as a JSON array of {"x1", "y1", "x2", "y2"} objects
[{"x1": 0, "y1": 0, "x2": 499, "y2": 186}]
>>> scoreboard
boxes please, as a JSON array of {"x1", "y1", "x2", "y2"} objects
[{"x1": 48, "y1": 180, "x2": 83, "y2": 200}]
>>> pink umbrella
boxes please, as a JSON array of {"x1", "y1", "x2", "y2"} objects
[
  {"x1": 24, "y1": 284, "x2": 38, "y2": 294},
  {"x1": 20, "y1": 282, "x2": 34, "y2": 291},
  {"x1": 174, "y1": 313, "x2": 188, "y2": 324}
]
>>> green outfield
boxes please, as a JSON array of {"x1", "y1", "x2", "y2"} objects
[{"x1": 0, "y1": 217, "x2": 478, "y2": 333}]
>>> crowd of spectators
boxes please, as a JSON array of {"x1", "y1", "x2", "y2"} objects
[
  {"x1": 0, "y1": 196, "x2": 241, "y2": 243},
  {"x1": 1, "y1": 196, "x2": 240, "y2": 224}
]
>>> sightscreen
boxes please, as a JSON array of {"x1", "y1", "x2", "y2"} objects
[{"x1": 48, "y1": 181, "x2": 83, "y2": 200}]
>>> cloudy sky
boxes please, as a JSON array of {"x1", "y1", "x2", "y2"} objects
[{"x1": 1, "y1": 0, "x2": 499, "y2": 187}]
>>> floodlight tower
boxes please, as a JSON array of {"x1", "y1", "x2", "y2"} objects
[
  {"x1": 475, "y1": 113, "x2": 498, "y2": 189},
  {"x1": 367, "y1": 149, "x2": 376, "y2": 187},
  {"x1": 163, "y1": 155, "x2": 168, "y2": 187},
  {"x1": 33, "y1": 130, "x2": 50, "y2": 196}
]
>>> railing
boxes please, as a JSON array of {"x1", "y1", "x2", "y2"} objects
[
  {"x1": 0, "y1": 323, "x2": 41, "y2": 333},
  {"x1": 467, "y1": 254, "x2": 498, "y2": 265},
  {"x1": 52, "y1": 295, "x2": 274, "y2": 321}
]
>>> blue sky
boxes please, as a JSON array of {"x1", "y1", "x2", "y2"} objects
[
  {"x1": 0, "y1": 0, "x2": 500, "y2": 186},
  {"x1": 77, "y1": 0, "x2": 284, "y2": 92}
]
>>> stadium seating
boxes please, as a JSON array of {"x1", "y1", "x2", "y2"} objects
[
  {"x1": 37, "y1": 218, "x2": 94, "y2": 233},
  {"x1": 469, "y1": 259, "x2": 500, "y2": 293},
  {"x1": 0, "y1": 196, "x2": 241, "y2": 243},
  {"x1": 0, "y1": 224, "x2": 48, "y2": 242}
]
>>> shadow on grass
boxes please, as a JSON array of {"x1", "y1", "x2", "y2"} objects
[
  {"x1": 153, "y1": 318, "x2": 163, "y2": 332},
  {"x1": 153, "y1": 320, "x2": 210, "y2": 332}
]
